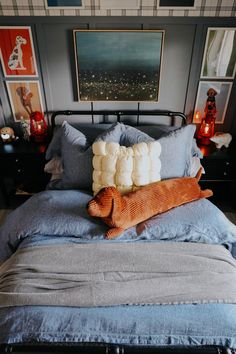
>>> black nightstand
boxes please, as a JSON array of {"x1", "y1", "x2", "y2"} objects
[
  {"x1": 198, "y1": 140, "x2": 236, "y2": 210},
  {"x1": 0, "y1": 140, "x2": 50, "y2": 208}
]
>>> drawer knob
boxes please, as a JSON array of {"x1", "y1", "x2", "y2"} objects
[
  {"x1": 226, "y1": 161, "x2": 230, "y2": 166},
  {"x1": 17, "y1": 169, "x2": 21, "y2": 173},
  {"x1": 224, "y1": 172, "x2": 227, "y2": 176},
  {"x1": 15, "y1": 158, "x2": 19, "y2": 163}
]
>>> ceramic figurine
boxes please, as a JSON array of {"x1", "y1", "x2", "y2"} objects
[
  {"x1": 20, "y1": 117, "x2": 31, "y2": 141},
  {"x1": 210, "y1": 132, "x2": 232, "y2": 149}
]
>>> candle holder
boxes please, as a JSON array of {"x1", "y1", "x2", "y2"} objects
[
  {"x1": 30, "y1": 111, "x2": 48, "y2": 143},
  {"x1": 197, "y1": 113, "x2": 215, "y2": 145}
]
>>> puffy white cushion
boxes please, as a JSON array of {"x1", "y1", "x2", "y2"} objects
[{"x1": 92, "y1": 141, "x2": 161, "y2": 195}]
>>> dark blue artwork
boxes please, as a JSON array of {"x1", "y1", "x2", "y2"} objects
[
  {"x1": 47, "y1": 0, "x2": 82, "y2": 6},
  {"x1": 159, "y1": 0, "x2": 194, "y2": 6},
  {"x1": 74, "y1": 30, "x2": 164, "y2": 102}
]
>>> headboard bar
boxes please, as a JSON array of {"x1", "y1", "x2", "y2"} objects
[{"x1": 50, "y1": 110, "x2": 187, "y2": 131}]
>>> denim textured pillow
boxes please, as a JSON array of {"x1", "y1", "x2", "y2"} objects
[
  {"x1": 122, "y1": 124, "x2": 197, "y2": 179},
  {"x1": 158, "y1": 124, "x2": 196, "y2": 179},
  {"x1": 138, "y1": 125, "x2": 202, "y2": 158},
  {"x1": 120, "y1": 125, "x2": 153, "y2": 146},
  {"x1": 58, "y1": 122, "x2": 124, "y2": 190},
  {"x1": 45, "y1": 126, "x2": 62, "y2": 160},
  {"x1": 46, "y1": 123, "x2": 124, "y2": 160}
]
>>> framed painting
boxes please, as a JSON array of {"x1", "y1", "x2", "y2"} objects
[
  {"x1": 0, "y1": 26, "x2": 38, "y2": 77},
  {"x1": 201, "y1": 27, "x2": 236, "y2": 79},
  {"x1": 45, "y1": 0, "x2": 84, "y2": 8},
  {"x1": 193, "y1": 81, "x2": 232, "y2": 124},
  {"x1": 157, "y1": 0, "x2": 195, "y2": 8},
  {"x1": 73, "y1": 30, "x2": 165, "y2": 102},
  {"x1": 6, "y1": 81, "x2": 44, "y2": 122}
]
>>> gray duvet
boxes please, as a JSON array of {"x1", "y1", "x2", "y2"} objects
[{"x1": 1, "y1": 241, "x2": 236, "y2": 307}]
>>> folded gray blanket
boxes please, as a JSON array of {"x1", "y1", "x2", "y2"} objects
[{"x1": 0, "y1": 242, "x2": 236, "y2": 307}]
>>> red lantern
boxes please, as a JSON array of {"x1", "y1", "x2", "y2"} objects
[
  {"x1": 30, "y1": 111, "x2": 48, "y2": 143},
  {"x1": 197, "y1": 113, "x2": 215, "y2": 145}
]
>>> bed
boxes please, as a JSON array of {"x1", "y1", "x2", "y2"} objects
[{"x1": 0, "y1": 109, "x2": 236, "y2": 354}]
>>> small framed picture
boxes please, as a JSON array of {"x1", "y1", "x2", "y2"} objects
[
  {"x1": 45, "y1": 0, "x2": 84, "y2": 8},
  {"x1": 157, "y1": 0, "x2": 195, "y2": 8},
  {"x1": 73, "y1": 29, "x2": 164, "y2": 102},
  {"x1": 6, "y1": 81, "x2": 44, "y2": 122},
  {"x1": 0, "y1": 26, "x2": 38, "y2": 77},
  {"x1": 201, "y1": 27, "x2": 236, "y2": 79},
  {"x1": 193, "y1": 81, "x2": 233, "y2": 124}
]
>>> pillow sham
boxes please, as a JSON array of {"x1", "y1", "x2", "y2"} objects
[
  {"x1": 113, "y1": 123, "x2": 197, "y2": 179},
  {"x1": 157, "y1": 124, "x2": 196, "y2": 179},
  {"x1": 120, "y1": 123, "x2": 197, "y2": 179},
  {"x1": 45, "y1": 126, "x2": 62, "y2": 160},
  {"x1": 56, "y1": 121, "x2": 125, "y2": 190}
]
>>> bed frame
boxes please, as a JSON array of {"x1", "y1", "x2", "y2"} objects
[
  {"x1": 50, "y1": 109, "x2": 187, "y2": 130},
  {"x1": 1, "y1": 110, "x2": 234, "y2": 354}
]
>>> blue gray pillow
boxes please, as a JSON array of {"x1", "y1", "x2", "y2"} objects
[
  {"x1": 120, "y1": 123, "x2": 197, "y2": 179},
  {"x1": 54, "y1": 122, "x2": 124, "y2": 190},
  {"x1": 157, "y1": 124, "x2": 196, "y2": 179}
]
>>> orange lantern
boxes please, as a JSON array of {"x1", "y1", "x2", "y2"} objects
[
  {"x1": 197, "y1": 113, "x2": 215, "y2": 145},
  {"x1": 30, "y1": 111, "x2": 48, "y2": 143}
]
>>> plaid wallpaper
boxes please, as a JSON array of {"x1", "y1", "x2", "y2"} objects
[{"x1": 0, "y1": 0, "x2": 235, "y2": 17}]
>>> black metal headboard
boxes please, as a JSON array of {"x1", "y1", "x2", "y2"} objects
[{"x1": 50, "y1": 110, "x2": 187, "y2": 131}]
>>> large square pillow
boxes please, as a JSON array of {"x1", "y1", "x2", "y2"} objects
[
  {"x1": 121, "y1": 124, "x2": 197, "y2": 179},
  {"x1": 54, "y1": 122, "x2": 124, "y2": 190}
]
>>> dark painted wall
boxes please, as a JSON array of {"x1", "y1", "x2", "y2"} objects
[{"x1": 0, "y1": 17, "x2": 235, "y2": 134}]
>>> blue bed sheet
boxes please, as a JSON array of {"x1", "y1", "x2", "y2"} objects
[{"x1": 0, "y1": 304, "x2": 236, "y2": 347}]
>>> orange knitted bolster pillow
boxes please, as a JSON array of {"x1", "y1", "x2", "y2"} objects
[{"x1": 87, "y1": 168, "x2": 213, "y2": 239}]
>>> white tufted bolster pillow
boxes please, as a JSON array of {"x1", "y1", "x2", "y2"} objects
[{"x1": 92, "y1": 141, "x2": 161, "y2": 195}]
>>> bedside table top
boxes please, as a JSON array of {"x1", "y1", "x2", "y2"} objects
[
  {"x1": 0, "y1": 140, "x2": 48, "y2": 155},
  {"x1": 197, "y1": 140, "x2": 235, "y2": 160}
]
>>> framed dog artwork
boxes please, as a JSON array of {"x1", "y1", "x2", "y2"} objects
[
  {"x1": 6, "y1": 81, "x2": 44, "y2": 122},
  {"x1": 0, "y1": 26, "x2": 38, "y2": 77},
  {"x1": 193, "y1": 81, "x2": 233, "y2": 124}
]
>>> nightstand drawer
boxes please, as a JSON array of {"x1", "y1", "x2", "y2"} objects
[
  {"x1": 0, "y1": 155, "x2": 46, "y2": 178},
  {"x1": 201, "y1": 159, "x2": 235, "y2": 181}
]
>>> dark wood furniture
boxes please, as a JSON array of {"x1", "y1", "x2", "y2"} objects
[
  {"x1": 0, "y1": 140, "x2": 49, "y2": 208},
  {"x1": 198, "y1": 140, "x2": 236, "y2": 210}
]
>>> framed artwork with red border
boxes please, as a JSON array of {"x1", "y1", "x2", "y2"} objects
[{"x1": 0, "y1": 26, "x2": 38, "y2": 77}]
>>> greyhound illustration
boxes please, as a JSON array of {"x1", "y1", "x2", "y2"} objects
[{"x1": 8, "y1": 36, "x2": 27, "y2": 70}]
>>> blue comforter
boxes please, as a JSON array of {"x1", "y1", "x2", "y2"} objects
[{"x1": 0, "y1": 190, "x2": 236, "y2": 348}]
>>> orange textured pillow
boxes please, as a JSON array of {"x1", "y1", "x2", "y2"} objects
[{"x1": 87, "y1": 168, "x2": 213, "y2": 239}]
